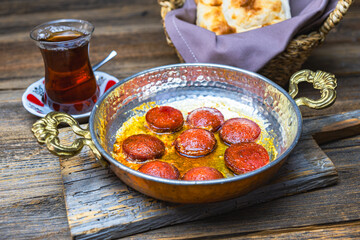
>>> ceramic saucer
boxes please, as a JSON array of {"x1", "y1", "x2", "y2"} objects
[{"x1": 22, "y1": 71, "x2": 119, "y2": 121}]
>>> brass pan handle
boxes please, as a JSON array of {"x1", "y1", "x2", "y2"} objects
[
  {"x1": 32, "y1": 112, "x2": 108, "y2": 167},
  {"x1": 288, "y1": 70, "x2": 337, "y2": 109}
]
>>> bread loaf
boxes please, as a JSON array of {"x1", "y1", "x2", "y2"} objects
[{"x1": 196, "y1": 0, "x2": 291, "y2": 35}]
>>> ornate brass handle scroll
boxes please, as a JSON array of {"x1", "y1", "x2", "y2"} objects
[
  {"x1": 32, "y1": 112, "x2": 108, "y2": 167},
  {"x1": 289, "y1": 70, "x2": 337, "y2": 109}
]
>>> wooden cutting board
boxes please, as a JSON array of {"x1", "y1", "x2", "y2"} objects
[{"x1": 59, "y1": 110, "x2": 360, "y2": 239}]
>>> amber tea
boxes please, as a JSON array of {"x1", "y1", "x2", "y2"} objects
[{"x1": 30, "y1": 19, "x2": 98, "y2": 114}]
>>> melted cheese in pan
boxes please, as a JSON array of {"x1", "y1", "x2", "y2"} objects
[{"x1": 196, "y1": 0, "x2": 291, "y2": 35}]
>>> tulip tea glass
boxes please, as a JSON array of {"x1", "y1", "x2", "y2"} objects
[{"x1": 30, "y1": 19, "x2": 99, "y2": 114}]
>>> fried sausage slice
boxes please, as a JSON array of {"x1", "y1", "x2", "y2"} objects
[
  {"x1": 122, "y1": 134, "x2": 165, "y2": 161},
  {"x1": 174, "y1": 128, "x2": 217, "y2": 157},
  {"x1": 145, "y1": 106, "x2": 184, "y2": 133},
  {"x1": 219, "y1": 118, "x2": 261, "y2": 145},
  {"x1": 186, "y1": 107, "x2": 225, "y2": 132},
  {"x1": 182, "y1": 166, "x2": 224, "y2": 181},
  {"x1": 224, "y1": 142, "x2": 270, "y2": 174},
  {"x1": 138, "y1": 160, "x2": 180, "y2": 180}
]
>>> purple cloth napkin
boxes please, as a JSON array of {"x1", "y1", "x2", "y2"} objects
[{"x1": 164, "y1": 0, "x2": 338, "y2": 71}]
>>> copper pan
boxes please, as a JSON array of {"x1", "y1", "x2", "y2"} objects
[{"x1": 32, "y1": 64, "x2": 337, "y2": 203}]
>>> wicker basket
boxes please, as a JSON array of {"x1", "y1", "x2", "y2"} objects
[{"x1": 158, "y1": 0, "x2": 353, "y2": 87}]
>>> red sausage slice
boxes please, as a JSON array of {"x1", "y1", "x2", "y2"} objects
[
  {"x1": 138, "y1": 160, "x2": 180, "y2": 180},
  {"x1": 182, "y1": 166, "x2": 224, "y2": 181},
  {"x1": 145, "y1": 106, "x2": 184, "y2": 133},
  {"x1": 186, "y1": 107, "x2": 225, "y2": 132},
  {"x1": 174, "y1": 128, "x2": 217, "y2": 157},
  {"x1": 122, "y1": 134, "x2": 165, "y2": 161},
  {"x1": 224, "y1": 142, "x2": 270, "y2": 174},
  {"x1": 220, "y1": 118, "x2": 261, "y2": 145}
]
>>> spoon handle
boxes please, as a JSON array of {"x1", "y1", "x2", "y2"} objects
[{"x1": 92, "y1": 50, "x2": 117, "y2": 71}]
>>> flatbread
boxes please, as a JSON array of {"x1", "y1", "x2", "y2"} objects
[
  {"x1": 196, "y1": 0, "x2": 291, "y2": 35},
  {"x1": 196, "y1": 1, "x2": 236, "y2": 35}
]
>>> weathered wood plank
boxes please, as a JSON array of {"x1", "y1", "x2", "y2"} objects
[
  {"x1": 303, "y1": 44, "x2": 360, "y2": 76},
  {"x1": 0, "y1": 0, "x2": 156, "y2": 17},
  {"x1": 303, "y1": 110, "x2": 360, "y2": 143},
  {"x1": 234, "y1": 221, "x2": 360, "y2": 239},
  {"x1": 0, "y1": 132, "x2": 71, "y2": 239},
  {"x1": 130, "y1": 221, "x2": 360, "y2": 239}
]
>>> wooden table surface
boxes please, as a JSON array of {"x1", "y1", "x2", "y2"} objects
[{"x1": 1, "y1": 0, "x2": 359, "y2": 239}]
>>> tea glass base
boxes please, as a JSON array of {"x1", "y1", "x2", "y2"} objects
[
  {"x1": 45, "y1": 86, "x2": 100, "y2": 115},
  {"x1": 22, "y1": 71, "x2": 119, "y2": 121}
]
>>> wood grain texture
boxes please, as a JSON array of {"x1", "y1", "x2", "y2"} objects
[
  {"x1": 0, "y1": 121, "x2": 71, "y2": 239},
  {"x1": 57, "y1": 110, "x2": 358, "y2": 239},
  {"x1": 129, "y1": 221, "x2": 360, "y2": 240},
  {"x1": 0, "y1": 0, "x2": 359, "y2": 239}
]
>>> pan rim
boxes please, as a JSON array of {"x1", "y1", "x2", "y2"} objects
[{"x1": 89, "y1": 63, "x2": 303, "y2": 186}]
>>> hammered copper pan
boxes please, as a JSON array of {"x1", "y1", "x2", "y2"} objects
[{"x1": 32, "y1": 64, "x2": 336, "y2": 203}]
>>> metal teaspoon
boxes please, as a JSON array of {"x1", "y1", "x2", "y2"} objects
[{"x1": 92, "y1": 50, "x2": 117, "y2": 71}]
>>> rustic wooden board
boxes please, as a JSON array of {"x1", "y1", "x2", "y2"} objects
[
  {"x1": 58, "y1": 110, "x2": 360, "y2": 239},
  {"x1": 60, "y1": 136, "x2": 337, "y2": 240}
]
